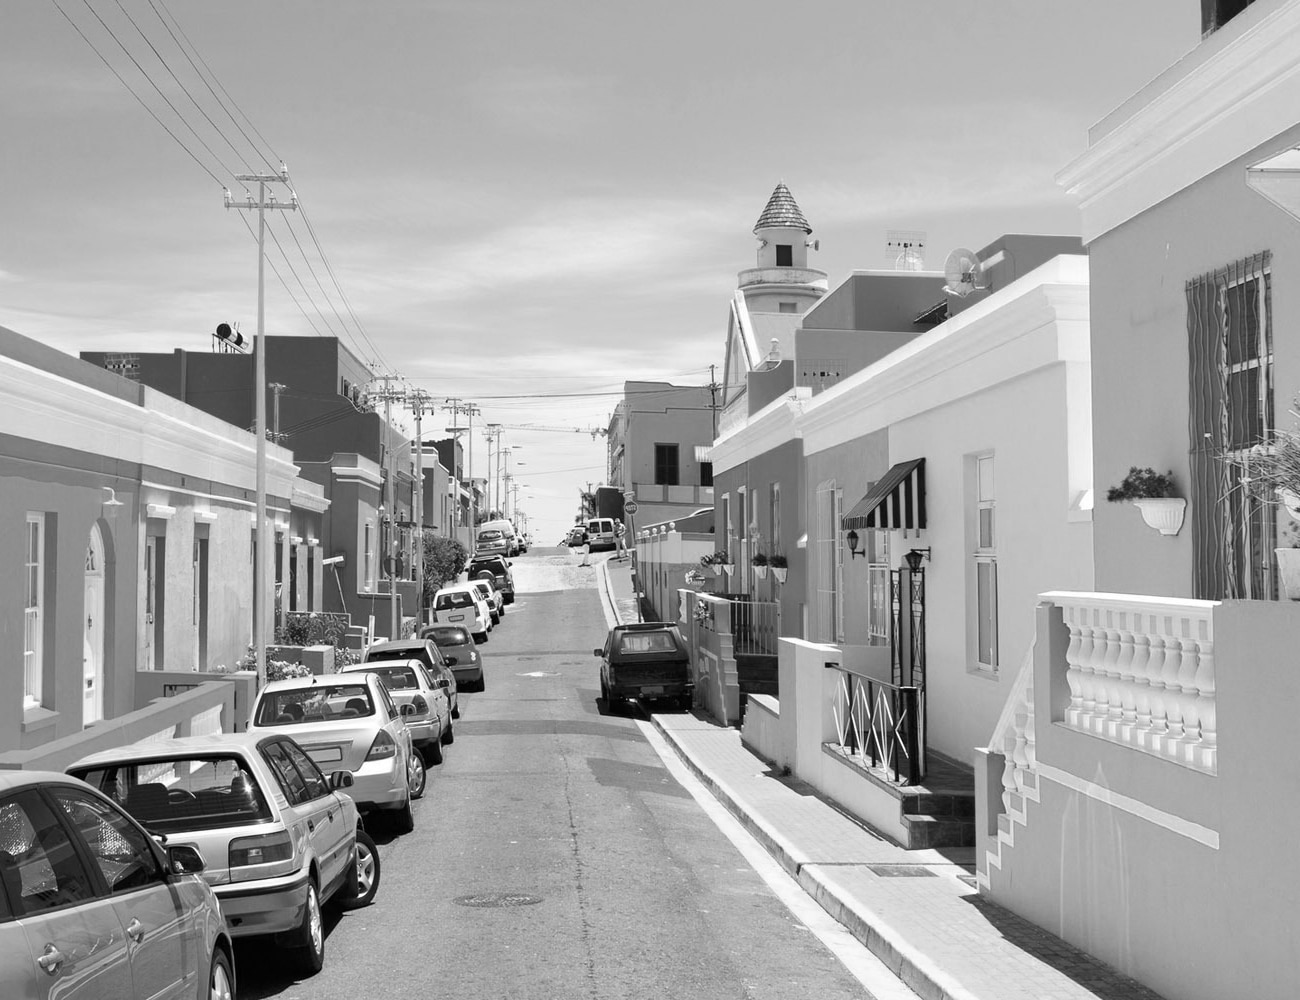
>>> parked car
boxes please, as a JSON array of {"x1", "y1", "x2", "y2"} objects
[
  {"x1": 595, "y1": 622, "x2": 694, "y2": 710},
  {"x1": 466, "y1": 553, "x2": 515, "y2": 604},
  {"x1": 470, "y1": 577, "x2": 503, "y2": 623},
  {"x1": 363, "y1": 638, "x2": 461, "y2": 723},
  {"x1": 432, "y1": 582, "x2": 492, "y2": 642},
  {"x1": 420, "y1": 624, "x2": 486, "y2": 691},
  {"x1": 340, "y1": 658, "x2": 451, "y2": 766},
  {"x1": 248, "y1": 674, "x2": 420, "y2": 833},
  {"x1": 479, "y1": 518, "x2": 520, "y2": 555},
  {"x1": 69, "y1": 732, "x2": 379, "y2": 978},
  {"x1": 566, "y1": 525, "x2": 588, "y2": 547},
  {"x1": 585, "y1": 517, "x2": 617, "y2": 551},
  {"x1": 474, "y1": 527, "x2": 511, "y2": 558},
  {"x1": 0, "y1": 769, "x2": 235, "y2": 998}
]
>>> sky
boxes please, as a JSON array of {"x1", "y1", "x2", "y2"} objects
[{"x1": 0, "y1": 1, "x2": 1199, "y2": 544}]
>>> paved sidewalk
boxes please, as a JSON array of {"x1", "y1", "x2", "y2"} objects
[{"x1": 599, "y1": 557, "x2": 1166, "y2": 1000}]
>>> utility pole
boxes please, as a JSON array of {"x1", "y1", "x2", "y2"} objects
[
  {"x1": 410, "y1": 389, "x2": 430, "y2": 627},
  {"x1": 444, "y1": 397, "x2": 462, "y2": 534},
  {"x1": 485, "y1": 424, "x2": 502, "y2": 517},
  {"x1": 225, "y1": 166, "x2": 297, "y2": 688},
  {"x1": 465, "y1": 403, "x2": 480, "y2": 533},
  {"x1": 369, "y1": 374, "x2": 406, "y2": 642}
]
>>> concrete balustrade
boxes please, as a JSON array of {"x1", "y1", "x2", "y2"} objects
[{"x1": 1047, "y1": 591, "x2": 1218, "y2": 774}]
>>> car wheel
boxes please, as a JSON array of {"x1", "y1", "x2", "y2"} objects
[
  {"x1": 408, "y1": 752, "x2": 427, "y2": 799},
  {"x1": 474, "y1": 631, "x2": 488, "y2": 644},
  {"x1": 393, "y1": 793, "x2": 415, "y2": 834},
  {"x1": 208, "y1": 948, "x2": 235, "y2": 1000},
  {"x1": 292, "y1": 880, "x2": 325, "y2": 975},
  {"x1": 425, "y1": 737, "x2": 443, "y2": 766},
  {"x1": 442, "y1": 720, "x2": 455, "y2": 745},
  {"x1": 600, "y1": 676, "x2": 609, "y2": 703},
  {"x1": 337, "y1": 829, "x2": 380, "y2": 909},
  {"x1": 451, "y1": 701, "x2": 460, "y2": 720}
]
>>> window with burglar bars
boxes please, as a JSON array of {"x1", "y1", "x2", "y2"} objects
[
  {"x1": 1187, "y1": 252, "x2": 1276, "y2": 600},
  {"x1": 814, "y1": 481, "x2": 844, "y2": 643},
  {"x1": 769, "y1": 483, "x2": 781, "y2": 554},
  {"x1": 973, "y1": 454, "x2": 999, "y2": 670},
  {"x1": 866, "y1": 529, "x2": 891, "y2": 644},
  {"x1": 24, "y1": 513, "x2": 44, "y2": 709}
]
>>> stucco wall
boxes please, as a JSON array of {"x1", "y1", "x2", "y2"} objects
[
  {"x1": 1087, "y1": 120, "x2": 1300, "y2": 597},
  {"x1": 622, "y1": 381, "x2": 714, "y2": 491}
]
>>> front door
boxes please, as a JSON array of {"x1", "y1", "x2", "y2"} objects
[{"x1": 83, "y1": 525, "x2": 105, "y2": 727}]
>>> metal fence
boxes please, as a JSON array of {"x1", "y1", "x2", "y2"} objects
[
  {"x1": 729, "y1": 600, "x2": 780, "y2": 656},
  {"x1": 825, "y1": 661, "x2": 925, "y2": 785}
]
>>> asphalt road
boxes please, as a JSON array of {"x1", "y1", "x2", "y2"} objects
[{"x1": 234, "y1": 551, "x2": 871, "y2": 999}]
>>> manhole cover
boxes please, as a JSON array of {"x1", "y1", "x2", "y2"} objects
[
  {"x1": 866, "y1": 864, "x2": 936, "y2": 878},
  {"x1": 453, "y1": 892, "x2": 543, "y2": 908}
]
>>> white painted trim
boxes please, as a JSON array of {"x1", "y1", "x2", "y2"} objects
[
  {"x1": 1035, "y1": 762, "x2": 1219, "y2": 850},
  {"x1": 140, "y1": 480, "x2": 290, "y2": 515},
  {"x1": 291, "y1": 535, "x2": 304, "y2": 545},
  {"x1": 292, "y1": 483, "x2": 331, "y2": 513},
  {"x1": 708, "y1": 396, "x2": 804, "y2": 473},
  {"x1": 193, "y1": 511, "x2": 218, "y2": 524},
  {"x1": 145, "y1": 503, "x2": 176, "y2": 520},
  {"x1": 331, "y1": 465, "x2": 383, "y2": 487},
  {"x1": 801, "y1": 257, "x2": 1089, "y2": 456},
  {"x1": 307, "y1": 536, "x2": 320, "y2": 546},
  {"x1": 1058, "y1": 0, "x2": 1300, "y2": 242}
]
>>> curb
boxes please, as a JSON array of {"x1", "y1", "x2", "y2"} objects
[
  {"x1": 649, "y1": 714, "x2": 978, "y2": 1000},
  {"x1": 595, "y1": 558, "x2": 619, "y2": 628}
]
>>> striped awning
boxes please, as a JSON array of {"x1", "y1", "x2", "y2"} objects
[{"x1": 842, "y1": 458, "x2": 926, "y2": 531}]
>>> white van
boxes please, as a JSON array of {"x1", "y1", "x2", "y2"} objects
[{"x1": 585, "y1": 517, "x2": 616, "y2": 552}]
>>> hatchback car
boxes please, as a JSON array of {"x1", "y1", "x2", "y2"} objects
[
  {"x1": 420, "y1": 624, "x2": 486, "y2": 692},
  {"x1": 69, "y1": 733, "x2": 379, "y2": 978},
  {"x1": 467, "y1": 554, "x2": 515, "y2": 604},
  {"x1": 433, "y1": 583, "x2": 491, "y2": 642},
  {"x1": 474, "y1": 527, "x2": 510, "y2": 558},
  {"x1": 363, "y1": 638, "x2": 461, "y2": 723},
  {"x1": 248, "y1": 674, "x2": 419, "y2": 833},
  {"x1": 470, "y1": 578, "x2": 503, "y2": 623},
  {"x1": 339, "y1": 659, "x2": 451, "y2": 767},
  {"x1": 0, "y1": 770, "x2": 234, "y2": 1000}
]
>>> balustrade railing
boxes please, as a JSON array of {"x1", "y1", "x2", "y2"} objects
[
  {"x1": 824, "y1": 661, "x2": 924, "y2": 785},
  {"x1": 1044, "y1": 591, "x2": 1218, "y2": 774},
  {"x1": 730, "y1": 600, "x2": 779, "y2": 655}
]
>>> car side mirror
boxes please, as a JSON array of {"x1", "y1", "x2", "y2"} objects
[
  {"x1": 508, "y1": 561, "x2": 514, "y2": 566},
  {"x1": 167, "y1": 845, "x2": 206, "y2": 876},
  {"x1": 330, "y1": 770, "x2": 354, "y2": 789},
  {"x1": 593, "y1": 648, "x2": 603, "y2": 657},
  {"x1": 445, "y1": 655, "x2": 458, "y2": 666},
  {"x1": 400, "y1": 703, "x2": 416, "y2": 717}
]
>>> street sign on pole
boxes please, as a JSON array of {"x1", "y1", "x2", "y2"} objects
[{"x1": 624, "y1": 501, "x2": 639, "y2": 515}]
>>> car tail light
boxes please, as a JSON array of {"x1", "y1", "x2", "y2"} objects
[
  {"x1": 412, "y1": 695, "x2": 428, "y2": 715},
  {"x1": 366, "y1": 730, "x2": 397, "y2": 760},
  {"x1": 229, "y1": 831, "x2": 295, "y2": 882}
]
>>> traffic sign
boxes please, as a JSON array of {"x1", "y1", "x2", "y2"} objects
[{"x1": 624, "y1": 501, "x2": 639, "y2": 515}]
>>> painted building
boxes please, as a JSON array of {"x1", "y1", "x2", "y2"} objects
[
  {"x1": 1, "y1": 324, "x2": 310, "y2": 752},
  {"x1": 606, "y1": 380, "x2": 715, "y2": 526}
]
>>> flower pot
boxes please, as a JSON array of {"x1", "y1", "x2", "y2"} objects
[
  {"x1": 772, "y1": 567, "x2": 788, "y2": 584},
  {"x1": 721, "y1": 562, "x2": 734, "y2": 575},
  {"x1": 710, "y1": 564, "x2": 723, "y2": 576},
  {"x1": 1278, "y1": 488, "x2": 1300, "y2": 523},
  {"x1": 753, "y1": 565, "x2": 767, "y2": 580},
  {"x1": 1276, "y1": 548, "x2": 1300, "y2": 600},
  {"x1": 1132, "y1": 498, "x2": 1186, "y2": 536}
]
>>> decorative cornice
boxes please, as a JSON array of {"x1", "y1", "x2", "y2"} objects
[
  {"x1": 145, "y1": 503, "x2": 176, "y2": 520},
  {"x1": 708, "y1": 395, "x2": 804, "y2": 473},
  {"x1": 292, "y1": 483, "x2": 332, "y2": 513},
  {"x1": 1057, "y1": 0, "x2": 1300, "y2": 242}
]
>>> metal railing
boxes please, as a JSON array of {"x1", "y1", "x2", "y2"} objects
[
  {"x1": 825, "y1": 661, "x2": 925, "y2": 785},
  {"x1": 729, "y1": 600, "x2": 779, "y2": 655}
]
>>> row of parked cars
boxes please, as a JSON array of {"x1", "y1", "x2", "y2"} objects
[{"x1": 1, "y1": 568, "x2": 509, "y2": 998}]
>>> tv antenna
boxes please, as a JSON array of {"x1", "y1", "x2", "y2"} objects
[{"x1": 886, "y1": 229, "x2": 927, "y2": 270}]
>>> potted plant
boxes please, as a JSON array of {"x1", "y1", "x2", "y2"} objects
[
  {"x1": 700, "y1": 551, "x2": 730, "y2": 576},
  {"x1": 769, "y1": 552, "x2": 788, "y2": 584},
  {"x1": 751, "y1": 551, "x2": 768, "y2": 580},
  {"x1": 1235, "y1": 420, "x2": 1300, "y2": 523},
  {"x1": 1107, "y1": 466, "x2": 1185, "y2": 535}
]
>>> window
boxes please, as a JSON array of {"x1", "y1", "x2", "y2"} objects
[
  {"x1": 261, "y1": 742, "x2": 310, "y2": 805},
  {"x1": 654, "y1": 444, "x2": 680, "y2": 486},
  {"x1": 23, "y1": 514, "x2": 44, "y2": 709},
  {"x1": 973, "y1": 455, "x2": 998, "y2": 670},
  {"x1": 769, "y1": 483, "x2": 781, "y2": 553},
  {"x1": 778, "y1": 302, "x2": 797, "y2": 314},
  {"x1": 0, "y1": 791, "x2": 96, "y2": 915},
  {"x1": 280, "y1": 742, "x2": 331, "y2": 801},
  {"x1": 74, "y1": 758, "x2": 273, "y2": 832},
  {"x1": 699, "y1": 461, "x2": 713, "y2": 487},
  {"x1": 866, "y1": 529, "x2": 891, "y2": 645},
  {"x1": 363, "y1": 522, "x2": 375, "y2": 592},
  {"x1": 775, "y1": 244, "x2": 793, "y2": 267},
  {"x1": 814, "y1": 481, "x2": 843, "y2": 643},
  {"x1": 51, "y1": 789, "x2": 164, "y2": 894}
]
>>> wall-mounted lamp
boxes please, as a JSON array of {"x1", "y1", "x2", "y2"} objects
[
  {"x1": 904, "y1": 548, "x2": 931, "y2": 572},
  {"x1": 845, "y1": 529, "x2": 865, "y2": 558},
  {"x1": 101, "y1": 487, "x2": 124, "y2": 508}
]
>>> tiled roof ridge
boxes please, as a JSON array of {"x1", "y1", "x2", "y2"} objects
[{"x1": 753, "y1": 181, "x2": 812, "y2": 235}]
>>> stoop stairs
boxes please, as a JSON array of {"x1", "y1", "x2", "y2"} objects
[{"x1": 977, "y1": 648, "x2": 1040, "y2": 891}]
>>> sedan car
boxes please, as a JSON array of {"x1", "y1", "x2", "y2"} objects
[
  {"x1": 433, "y1": 583, "x2": 492, "y2": 642},
  {"x1": 248, "y1": 674, "x2": 419, "y2": 833},
  {"x1": 0, "y1": 770, "x2": 234, "y2": 1000},
  {"x1": 363, "y1": 638, "x2": 460, "y2": 724},
  {"x1": 340, "y1": 658, "x2": 450, "y2": 767},
  {"x1": 420, "y1": 624, "x2": 485, "y2": 692},
  {"x1": 69, "y1": 733, "x2": 379, "y2": 978}
]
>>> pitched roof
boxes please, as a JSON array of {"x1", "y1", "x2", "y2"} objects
[{"x1": 753, "y1": 182, "x2": 812, "y2": 235}]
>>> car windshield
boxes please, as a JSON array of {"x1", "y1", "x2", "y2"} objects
[
  {"x1": 436, "y1": 590, "x2": 476, "y2": 610},
  {"x1": 619, "y1": 632, "x2": 678, "y2": 653},
  {"x1": 72, "y1": 756, "x2": 274, "y2": 832},
  {"x1": 426, "y1": 626, "x2": 471, "y2": 647},
  {"x1": 356, "y1": 663, "x2": 420, "y2": 690},
  {"x1": 478, "y1": 530, "x2": 502, "y2": 541},
  {"x1": 256, "y1": 684, "x2": 374, "y2": 726}
]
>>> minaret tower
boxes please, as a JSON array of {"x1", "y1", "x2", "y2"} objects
[{"x1": 737, "y1": 181, "x2": 828, "y2": 314}]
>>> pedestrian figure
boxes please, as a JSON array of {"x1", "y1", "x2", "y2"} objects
[{"x1": 614, "y1": 519, "x2": 628, "y2": 560}]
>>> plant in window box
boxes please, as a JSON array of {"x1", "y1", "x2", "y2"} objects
[
  {"x1": 768, "y1": 552, "x2": 788, "y2": 584},
  {"x1": 751, "y1": 551, "x2": 768, "y2": 580},
  {"x1": 1106, "y1": 467, "x2": 1185, "y2": 535}
]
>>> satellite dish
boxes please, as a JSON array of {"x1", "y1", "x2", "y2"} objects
[
  {"x1": 943, "y1": 248, "x2": 986, "y2": 297},
  {"x1": 805, "y1": 238, "x2": 820, "y2": 251}
]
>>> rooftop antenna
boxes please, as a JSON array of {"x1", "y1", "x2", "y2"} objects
[{"x1": 885, "y1": 229, "x2": 927, "y2": 271}]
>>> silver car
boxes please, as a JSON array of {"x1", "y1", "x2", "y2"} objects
[
  {"x1": 70, "y1": 733, "x2": 379, "y2": 978},
  {"x1": 339, "y1": 658, "x2": 451, "y2": 771},
  {"x1": 0, "y1": 770, "x2": 233, "y2": 1000}
]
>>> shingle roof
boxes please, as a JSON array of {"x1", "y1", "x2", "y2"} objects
[{"x1": 753, "y1": 182, "x2": 812, "y2": 235}]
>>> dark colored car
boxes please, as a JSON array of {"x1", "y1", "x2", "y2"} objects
[
  {"x1": 466, "y1": 554, "x2": 515, "y2": 605},
  {"x1": 420, "y1": 624, "x2": 486, "y2": 691},
  {"x1": 594, "y1": 622, "x2": 693, "y2": 711}
]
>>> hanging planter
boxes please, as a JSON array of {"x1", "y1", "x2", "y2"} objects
[
  {"x1": 1132, "y1": 498, "x2": 1186, "y2": 536},
  {"x1": 753, "y1": 565, "x2": 768, "y2": 580},
  {"x1": 772, "y1": 566, "x2": 788, "y2": 584},
  {"x1": 711, "y1": 564, "x2": 723, "y2": 576},
  {"x1": 769, "y1": 553, "x2": 788, "y2": 584}
]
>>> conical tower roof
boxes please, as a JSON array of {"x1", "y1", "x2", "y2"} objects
[{"x1": 753, "y1": 181, "x2": 811, "y2": 235}]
